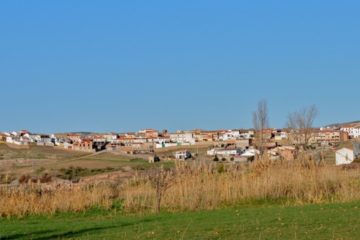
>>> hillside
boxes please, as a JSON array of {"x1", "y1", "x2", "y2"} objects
[
  {"x1": 0, "y1": 143, "x2": 160, "y2": 183},
  {"x1": 0, "y1": 143, "x2": 87, "y2": 160},
  {"x1": 325, "y1": 120, "x2": 360, "y2": 128}
]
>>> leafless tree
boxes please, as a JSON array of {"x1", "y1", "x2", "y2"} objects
[
  {"x1": 253, "y1": 100, "x2": 269, "y2": 154},
  {"x1": 148, "y1": 167, "x2": 176, "y2": 213},
  {"x1": 287, "y1": 105, "x2": 318, "y2": 147}
]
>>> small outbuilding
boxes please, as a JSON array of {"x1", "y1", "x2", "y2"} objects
[
  {"x1": 148, "y1": 155, "x2": 161, "y2": 163},
  {"x1": 336, "y1": 148, "x2": 354, "y2": 166},
  {"x1": 175, "y1": 150, "x2": 192, "y2": 160}
]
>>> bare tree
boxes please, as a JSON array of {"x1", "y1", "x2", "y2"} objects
[
  {"x1": 148, "y1": 167, "x2": 176, "y2": 213},
  {"x1": 287, "y1": 105, "x2": 318, "y2": 147},
  {"x1": 253, "y1": 100, "x2": 269, "y2": 154}
]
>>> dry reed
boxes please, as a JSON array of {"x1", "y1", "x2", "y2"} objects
[
  {"x1": 121, "y1": 160, "x2": 360, "y2": 212},
  {"x1": 1, "y1": 158, "x2": 360, "y2": 217},
  {"x1": 0, "y1": 184, "x2": 114, "y2": 217}
]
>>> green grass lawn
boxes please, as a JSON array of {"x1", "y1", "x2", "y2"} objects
[{"x1": 1, "y1": 202, "x2": 360, "y2": 240}]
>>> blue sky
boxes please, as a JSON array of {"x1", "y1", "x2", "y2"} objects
[{"x1": 1, "y1": 0, "x2": 359, "y2": 133}]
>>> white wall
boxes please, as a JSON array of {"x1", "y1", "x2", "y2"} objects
[
  {"x1": 336, "y1": 148, "x2": 354, "y2": 165},
  {"x1": 219, "y1": 131, "x2": 241, "y2": 141},
  {"x1": 207, "y1": 148, "x2": 238, "y2": 156},
  {"x1": 341, "y1": 128, "x2": 360, "y2": 138},
  {"x1": 169, "y1": 133, "x2": 195, "y2": 144}
]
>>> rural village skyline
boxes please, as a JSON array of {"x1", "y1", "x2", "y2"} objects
[{"x1": 1, "y1": 1, "x2": 360, "y2": 239}]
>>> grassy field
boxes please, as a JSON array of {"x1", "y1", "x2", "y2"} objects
[
  {"x1": 0, "y1": 202, "x2": 359, "y2": 240},
  {"x1": 0, "y1": 144, "x2": 87, "y2": 160},
  {"x1": 0, "y1": 143, "x2": 168, "y2": 181},
  {"x1": 0, "y1": 144, "x2": 359, "y2": 239}
]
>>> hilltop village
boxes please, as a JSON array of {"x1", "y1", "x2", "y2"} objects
[{"x1": 1, "y1": 123, "x2": 360, "y2": 165}]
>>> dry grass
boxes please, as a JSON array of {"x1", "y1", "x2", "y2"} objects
[
  {"x1": 1, "y1": 156, "x2": 360, "y2": 217},
  {"x1": 0, "y1": 184, "x2": 114, "y2": 217},
  {"x1": 121, "y1": 159, "x2": 360, "y2": 213}
]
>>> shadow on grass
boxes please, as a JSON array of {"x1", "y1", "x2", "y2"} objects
[
  {"x1": 2, "y1": 217, "x2": 156, "y2": 240},
  {"x1": 1, "y1": 226, "x2": 117, "y2": 240},
  {"x1": 33, "y1": 226, "x2": 118, "y2": 240},
  {"x1": 1, "y1": 230, "x2": 56, "y2": 240}
]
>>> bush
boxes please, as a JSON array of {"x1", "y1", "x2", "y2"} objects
[
  {"x1": 0, "y1": 174, "x2": 16, "y2": 184},
  {"x1": 217, "y1": 164, "x2": 225, "y2": 173},
  {"x1": 40, "y1": 173, "x2": 52, "y2": 183},
  {"x1": 57, "y1": 166, "x2": 101, "y2": 181},
  {"x1": 35, "y1": 167, "x2": 46, "y2": 175}
]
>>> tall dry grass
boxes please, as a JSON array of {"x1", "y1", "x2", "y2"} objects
[
  {"x1": 0, "y1": 184, "x2": 114, "y2": 217},
  {"x1": 121, "y1": 159, "x2": 360, "y2": 213},
  {"x1": 1, "y1": 157, "x2": 360, "y2": 217}
]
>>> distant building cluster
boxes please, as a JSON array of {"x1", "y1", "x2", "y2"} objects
[{"x1": 1, "y1": 123, "x2": 360, "y2": 164}]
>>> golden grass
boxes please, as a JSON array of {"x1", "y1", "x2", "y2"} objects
[
  {"x1": 121, "y1": 159, "x2": 360, "y2": 212},
  {"x1": 1, "y1": 157, "x2": 360, "y2": 217},
  {"x1": 0, "y1": 184, "x2": 114, "y2": 217}
]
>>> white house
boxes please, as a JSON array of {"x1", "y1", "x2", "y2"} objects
[
  {"x1": 241, "y1": 149, "x2": 260, "y2": 158},
  {"x1": 336, "y1": 148, "x2": 355, "y2": 166},
  {"x1": 29, "y1": 134, "x2": 41, "y2": 143},
  {"x1": 175, "y1": 150, "x2": 192, "y2": 160},
  {"x1": 169, "y1": 132, "x2": 195, "y2": 145},
  {"x1": 6, "y1": 136, "x2": 29, "y2": 145},
  {"x1": 340, "y1": 127, "x2": 360, "y2": 138},
  {"x1": 6, "y1": 136, "x2": 14, "y2": 144},
  {"x1": 239, "y1": 132, "x2": 253, "y2": 140},
  {"x1": 155, "y1": 142, "x2": 178, "y2": 149},
  {"x1": 219, "y1": 130, "x2": 241, "y2": 141},
  {"x1": 274, "y1": 131, "x2": 288, "y2": 141},
  {"x1": 103, "y1": 134, "x2": 118, "y2": 142},
  {"x1": 207, "y1": 148, "x2": 241, "y2": 156}
]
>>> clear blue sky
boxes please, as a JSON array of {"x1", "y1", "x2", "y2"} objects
[{"x1": 1, "y1": 0, "x2": 359, "y2": 133}]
